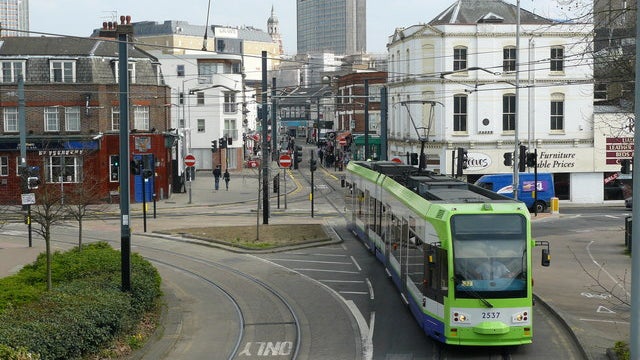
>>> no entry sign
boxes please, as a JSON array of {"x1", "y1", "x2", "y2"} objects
[
  {"x1": 279, "y1": 154, "x2": 292, "y2": 168},
  {"x1": 184, "y1": 154, "x2": 196, "y2": 167}
]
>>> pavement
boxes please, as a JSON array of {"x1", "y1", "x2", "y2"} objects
[{"x1": 0, "y1": 162, "x2": 632, "y2": 360}]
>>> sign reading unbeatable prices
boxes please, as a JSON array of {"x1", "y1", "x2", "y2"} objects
[
  {"x1": 279, "y1": 154, "x2": 292, "y2": 168},
  {"x1": 184, "y1": 154, "x2": 196, "y2": 167}
]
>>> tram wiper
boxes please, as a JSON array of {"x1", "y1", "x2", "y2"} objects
[{"x1": 453, "y1": 275, "x2": 494, "y2": 308}]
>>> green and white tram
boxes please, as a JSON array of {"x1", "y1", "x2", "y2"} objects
[{"x1": 345, "y1": 161, "x2": 550, "y2": 346}]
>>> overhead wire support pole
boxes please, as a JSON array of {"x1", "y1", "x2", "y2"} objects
[
  {"x1": 117, "y1": 16, "x2": 133, "y2": 292},
  {"x1": 272, "y1": 77, "x2": 277, "y2": 161},
  {"x1": 629, "y1": 1, "x2": 640, "y2": 357},
  {"x1": 513, "y1": 0, "x2": 521, "y2": 200},
  {"x1": 364, "y1": 79, "x2": 369, "y2": 160},
  {"x1": 261, "y1": 51, "x2": 269, "y2": 224}
]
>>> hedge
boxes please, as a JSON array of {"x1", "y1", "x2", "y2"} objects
[{"x1": 0, "y1": 242, "x2": 161, "y2": 360}]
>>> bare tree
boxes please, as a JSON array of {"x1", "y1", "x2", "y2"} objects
[
  {"x1": 64, "y1": 174, "x2": 109, "y2": 249},
  {"x1": 29, "y1": 184, "x2": 66, "y2": 291}
]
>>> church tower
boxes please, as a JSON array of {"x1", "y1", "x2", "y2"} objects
[{"x1": 267, "y1": 5, "x2": 283, "y2": 54}]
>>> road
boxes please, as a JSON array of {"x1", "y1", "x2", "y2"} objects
[{"x1": 1, "y1": 163, "x2": 629, "y2": 359}]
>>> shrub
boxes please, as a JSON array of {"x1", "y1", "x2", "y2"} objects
[{"x1": 0, "y1": 242, "x2": 161, "y2": 360}]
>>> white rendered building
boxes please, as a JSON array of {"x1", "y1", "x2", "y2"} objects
[{"x1": 386, "y1": 0, "x2": 605, "y2": 203}]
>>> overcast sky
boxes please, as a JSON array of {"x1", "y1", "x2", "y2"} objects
[{"x1": 29, "y1": 0, "x2": 567, "y2": 54}]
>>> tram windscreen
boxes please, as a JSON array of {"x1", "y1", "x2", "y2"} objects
[{"x1": 451, "y1": 214, "x2": 527, "y2": 299}]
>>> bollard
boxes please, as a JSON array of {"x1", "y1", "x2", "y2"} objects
[{"x1": 550, "y1": 197, "x2": 559, "y2": 214}]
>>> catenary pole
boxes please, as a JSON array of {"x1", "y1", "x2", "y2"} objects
[
  {"x1": 513, "y1": 0, "x2": 521, "y2": 200},
  {"x1": 117, "y1": 17, "x2": 133, "y2": 292},
  {"x1": 261, "y1": 51, "x2": 269, "y2": 224},
  {"x1": 629, "y1": 1, "x2": 640, "y2": 357}
]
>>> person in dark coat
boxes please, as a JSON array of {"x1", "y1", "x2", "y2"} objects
[
  {"x1": 223, "y1": 170, "x2": 230, "y2": 191},
  {"x1": 213, "y1": 165, "x2": 221, "y2": 191}
]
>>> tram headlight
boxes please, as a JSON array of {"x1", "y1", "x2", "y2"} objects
[
  {"x1": 452, "y1": 311, "x2": 471, "y2": 324},
  {"x1": 512, "y1": 311, "x2": 529, "y2": 323}
]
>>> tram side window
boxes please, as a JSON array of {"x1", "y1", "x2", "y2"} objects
[
  {"x1": 390, "y1": 215, "x2": 401, "y2": 255},
  {"x1": 407, "y1": 219, "x2": 425, "y2": 295},
  {"x1": 356, "y1": 189, "x2": 365, "y2": 219},
  {"x1": 368, "y1": 197, "x2": 378, "y2": 232},
  {"x1": 424, "y1": 245, "x2": 448, "y2": 302}
]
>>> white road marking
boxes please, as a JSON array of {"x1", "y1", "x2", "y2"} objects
[
  {"x1": 580, "y1": 318, "x2": 629, "y2": 324},
  {"x1": 269, "y1": 258, "x2": 351, "y2": 265},
  {"x1": 350, "y1": 256, "x2": 362, "y2": 271},
  {"x1": 292, "y1": 268, "x2": 360, "y2": 274},
  {"x1": 586, "y1": 241, "x2": 631, "y2": 298},
  {"x1": 366, "y1": 278, "x2": 374, "y2": 301}
]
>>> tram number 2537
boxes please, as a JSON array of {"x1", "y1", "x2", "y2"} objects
[{"x1": 481, "y1": 311, "x2": 501, "y2": 319}]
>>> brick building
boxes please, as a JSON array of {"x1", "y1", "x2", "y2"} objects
[{"x1": 0, "y1": 35, "x2": 173, "y2": 204}]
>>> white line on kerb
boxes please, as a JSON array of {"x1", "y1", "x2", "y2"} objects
[
  {"x1": 351, "y1": 256, "x2": 362, "y2": 271},
  {"x1": 366, "y1": 278, "x2": 374, "y2": 301}
]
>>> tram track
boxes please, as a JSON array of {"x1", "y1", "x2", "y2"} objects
[{"x1": 2, "y1": 228, "x2": 303, "y2": 360}]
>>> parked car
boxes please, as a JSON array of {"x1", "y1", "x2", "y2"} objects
[{"x1": 625, "y1": 196, "x2": 632, "y2": 209}]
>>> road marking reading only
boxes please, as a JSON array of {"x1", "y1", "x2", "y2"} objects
[{"x1": 239, "y1": 341, "x2": 293, "y2": 357}]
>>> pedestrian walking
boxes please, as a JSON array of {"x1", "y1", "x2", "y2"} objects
[
  {"x1": 213, "y1": 165, "x2": 221, "y2": 191},
  {"x1": 223, "y1": 169, "x2": 230, "y2": 191}
]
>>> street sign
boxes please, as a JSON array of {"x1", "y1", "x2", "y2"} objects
[
  {"x1": 279, "y1": 154, "x2": 292, "y2": 168},
  {"x1": 21, "y1": 193, "x2": 36, "y2": 205},
  {"x1": 184, "y1": 154, "x2": 196, "y2": 167}
]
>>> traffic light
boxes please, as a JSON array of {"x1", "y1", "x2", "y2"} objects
[
  {"x1": 130, "y1": 159, "x2": 141, "y2": 175},
  {"x1": 456, "y1": 147, "x2": 468, "y2": 177},
  {"x1": 503, "y1": 152, "x2": 513, "y2": 166},
  {"x1": 410, "y1": 152, "x2": 418, "y2": 165},
  {"x1": 110, "y1": 155, "x2": 120, "y2": 181},
  {"x1": 219, "y1": 137, "x2": 227, "y2": 149},
  {"x1": 211, "y1": 140, "x2": 218, "y2": 153},
  {"x1": 518, "y1": 145, "x2": 527, "y2": 172},
  {"x1": 310, "y1": 158, "x2": 317, "y2": 172},
  {"x1": 294, "y1": 145, "x2": 302, "y2": 169},
  {"x1": 227, "y1": 137, "x2": 233, "y2": 146},
  {"x1": 621, "y1": 159, "x2": 631, "y2": 174},
  {"x1": 143, "y1": 169, "x2": 153, "y2": 179},
  {"x1": 526, "y1": 152, "x2": 537, "y2": 168}
]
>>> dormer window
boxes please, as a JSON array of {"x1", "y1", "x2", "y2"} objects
[
  {"x1": 477, "y1": 12, "x2": 505, "y2": 23},
  {"x1": 50, "y1": 60, "x2": 75, "y2": 83}
]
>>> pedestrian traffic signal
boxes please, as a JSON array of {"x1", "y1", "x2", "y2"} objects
[
  {"x1": 294, "y1": 145, "x2": 303, "y2": 169},
  {"x1": 310, "y1": 158, "x2": 317, "y2": 172},
  {"x1": 110, "y1": 155, "x2": 120, "y2": 181},
  {"x1": 219, "y1": 137, "x2": 227, "y2": 149},
  {"x1": 503, "y1": 152, "x2": 513, "y2": 166},
  {"x1": 519, "y1": 145, "x2": 527, "y2": 172},
  {"x1": 621, "y1": 159, "x2": 631, "y2": 174},
  {"x1": 211, "y1": 140, "x2": 218, "y2": 153},
  {"x1": 410, "y1": 152, "x2": 418, "y2": 165}
]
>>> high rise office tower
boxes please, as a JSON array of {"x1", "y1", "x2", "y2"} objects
[
  {"x1": 0, "y1": 0, "x2": 29, "y2": 36},
  {"x1": 296, "y1": 0, "x2": 366, "y2": 55}
]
